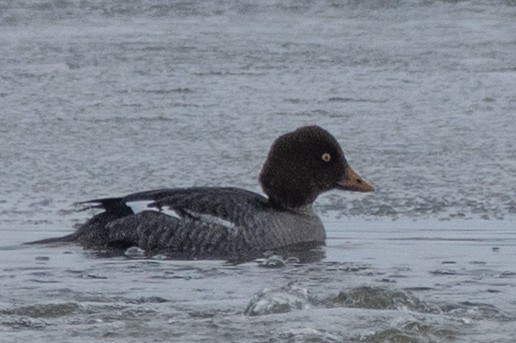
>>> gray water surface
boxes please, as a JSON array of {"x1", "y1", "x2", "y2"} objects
[{"x1": 1, "y1": 0, "x2": 516, "y2": 342}]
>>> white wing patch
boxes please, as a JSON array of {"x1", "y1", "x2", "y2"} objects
[
  {"x1": 161, "y1": 207, "x2": 182, "y2": 219},
  {"x1": 126, "y1": 200, "x2": 181, "y2": 219},
  {"x1": 125, "y1": 201, "x2": 235, "y2": 228},
  {"x1": 126, "y1": 200, "x2": 155, "y2": 214},
  {"x1": 183, "y1": 209, "x2": 236, "y2": 230}
]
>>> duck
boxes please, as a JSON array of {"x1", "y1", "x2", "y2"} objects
[{"x1": 29, "y1": 125, "x2": 374, "y2": 259}]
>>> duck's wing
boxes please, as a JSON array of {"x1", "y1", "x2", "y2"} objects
[
  {"x1": 71, "y1": 187, "x2": 271, "y2": 257},
  {"x1": 78, "y1": 187, "x2": 267, "y2": 220}
]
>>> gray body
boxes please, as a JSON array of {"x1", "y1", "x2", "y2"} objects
[{"x1": 63, "y1": 187, "x2": 325, "y2": 259}]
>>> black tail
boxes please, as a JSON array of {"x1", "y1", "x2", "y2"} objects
[
  {"x1": 24, "y1": 233, "x2": 77, "y2": 245},
  {"x1": 75, "y1": 197, "x2": 134, "y2": 216},
  {"x1": 27, "y1": 198, "x2": 134, "y2": 247}
]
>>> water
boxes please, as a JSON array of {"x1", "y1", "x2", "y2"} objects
[{"x1": 1, "y1": 0, "x2": 516, "y2": 341}]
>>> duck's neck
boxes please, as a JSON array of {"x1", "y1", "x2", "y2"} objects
[{"x1": 267, "y1": 197, "x2": 316, "y2": 216}]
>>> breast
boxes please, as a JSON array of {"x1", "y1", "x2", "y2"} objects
[{"x1": 238, "y1": 206, "x2": 326, "y2": 252}]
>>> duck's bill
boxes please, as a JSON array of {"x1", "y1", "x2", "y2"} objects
[{"x1": 336, "y1": 166, "x2": 374, "y2": 192}]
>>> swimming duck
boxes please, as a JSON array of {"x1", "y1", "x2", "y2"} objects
[{"x1": 31, "y1": 125, "x2": 373, "y2": 258}]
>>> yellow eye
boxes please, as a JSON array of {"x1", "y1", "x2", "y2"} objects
[{"x1": 321, "y1": 152, "x2": 331, "y2": 162}]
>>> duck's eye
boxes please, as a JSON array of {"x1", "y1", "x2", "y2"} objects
[{"x1": 321, "y1": 152, "x2": 331, "y2": 162}]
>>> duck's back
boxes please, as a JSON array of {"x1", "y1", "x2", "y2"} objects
[{"x1": 63, "y1": 187, "x2": 325, "y2": 258}]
